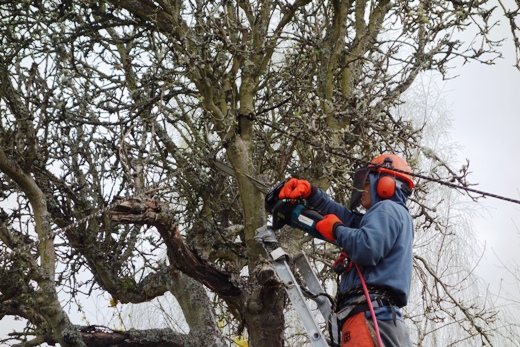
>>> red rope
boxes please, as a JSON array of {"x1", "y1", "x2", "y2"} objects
[{"x1": 354, "y1": 262, "x2": 384, "y2": 347}]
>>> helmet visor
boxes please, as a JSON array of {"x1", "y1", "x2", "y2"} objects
[{"x1": 349, "y1": 167, "x2": 371, "y2": 210}]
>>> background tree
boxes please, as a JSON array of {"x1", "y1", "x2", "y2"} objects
[{"x1": 0, "y1": 0, "x2": 519, "y2": 346}]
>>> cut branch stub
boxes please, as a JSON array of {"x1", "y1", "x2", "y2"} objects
[{"x1": 108, "y1": 197, "x2": 243, "y2": 300}]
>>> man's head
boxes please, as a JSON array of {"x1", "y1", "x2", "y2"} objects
[{"x1": 350, "y1": 153, "x2": 414, "y2": 210}]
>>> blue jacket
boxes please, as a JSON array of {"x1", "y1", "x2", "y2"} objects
[{"x1": 306, "y1": 173, "x2": 414, "y2": 317}]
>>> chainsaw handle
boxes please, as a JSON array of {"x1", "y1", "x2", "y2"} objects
[{"x1": 300, "y1": 208, "x2": 324, "y2": 221}]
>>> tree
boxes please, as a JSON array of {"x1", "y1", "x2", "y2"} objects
[{"x1": 0, "y1": 0, "x2": 518, "y2": 346}]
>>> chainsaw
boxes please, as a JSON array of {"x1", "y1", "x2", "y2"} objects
[
  {"x1": 210, "y1": 159, "x2": 326, "y2": 241},
  {"x1": 264, "y1": 179, "x2": 327, "y2": 241}
]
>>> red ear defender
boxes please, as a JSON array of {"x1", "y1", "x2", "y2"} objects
[{"x1": 377, "y1": 176, "x2": 395, "y2": 199}]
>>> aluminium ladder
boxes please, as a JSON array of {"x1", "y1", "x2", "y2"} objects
[{"x1": 255, "y1": 225, "x2": 339, "y2": 347}]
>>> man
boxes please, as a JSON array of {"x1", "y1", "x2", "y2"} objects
[{"x1": 278, "y1": 154, "x2": 414, "y2": 347}]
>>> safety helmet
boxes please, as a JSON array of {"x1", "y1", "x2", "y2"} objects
[
  {"x1": 370, "y1": 154, "x2": 415, "y2": 190},
  {"x1": 349, "y1": 154, "x2": 414, "y2": 210}
]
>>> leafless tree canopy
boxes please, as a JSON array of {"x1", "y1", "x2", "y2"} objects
[{"x1": 0, "y1": 0, "x2": 518, "y2": 346}]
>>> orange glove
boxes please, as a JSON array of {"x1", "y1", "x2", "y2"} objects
[
  {"x1": 316, "y1": 214, "x2": 343, "y2": 242},
  {"x1": 278, "y1": 178, "x2": 312, "y2": 199}
]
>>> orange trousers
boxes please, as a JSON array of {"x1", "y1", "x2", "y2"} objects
[{"x1": 341, "y1": 312, "x2": 377, "y2": 347}]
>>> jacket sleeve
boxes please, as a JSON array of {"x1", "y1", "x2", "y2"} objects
[
  {"x1": 335, "y1": 201, "x2": 403, "y2": 266},
  {"x1": 306, "y1": 188, "x2": 363, "y2": 228}
]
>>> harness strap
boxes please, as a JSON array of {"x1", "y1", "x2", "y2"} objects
[
  {"x1": 333, "y1": 252, "x2": 400, "y2": 346},
  {"x1": 337, "y1": 298, "x2": 395, "y2": 322}
]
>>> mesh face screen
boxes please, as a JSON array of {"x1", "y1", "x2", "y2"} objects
[{"x1": 350, "y1": 167, "x2": 371, "y2": 210}]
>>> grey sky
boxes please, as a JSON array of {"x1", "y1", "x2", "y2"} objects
[{"x1": 445, "y1": 26, "x2": 520, "y2": 295}]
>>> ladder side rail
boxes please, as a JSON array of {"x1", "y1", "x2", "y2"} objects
[
  {"x1": 255, "y1": 226, "x2": 330, "y2": 347},
  {"x1": 271, "y1": 252, "x2": 330, "y2": 347},
  {"x1": 294, "y1": 252, "x2": 340, "y2": 345}
]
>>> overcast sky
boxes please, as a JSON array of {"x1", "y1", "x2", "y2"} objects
[{"x1": 445, "y1": 17, "x2": 520, "y2": 297}]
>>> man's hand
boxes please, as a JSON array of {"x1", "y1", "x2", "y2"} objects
[
  {"x1": 278, "y1": 178, "x2": 312, "y2": 199},
  {"x1": 316, "y1": 214, "x2": 343, "y2": 242}
]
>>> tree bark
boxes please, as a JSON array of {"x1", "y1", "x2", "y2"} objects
[{"x1": 76, "y1": 326, "x2": 194, "y2": 347}]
